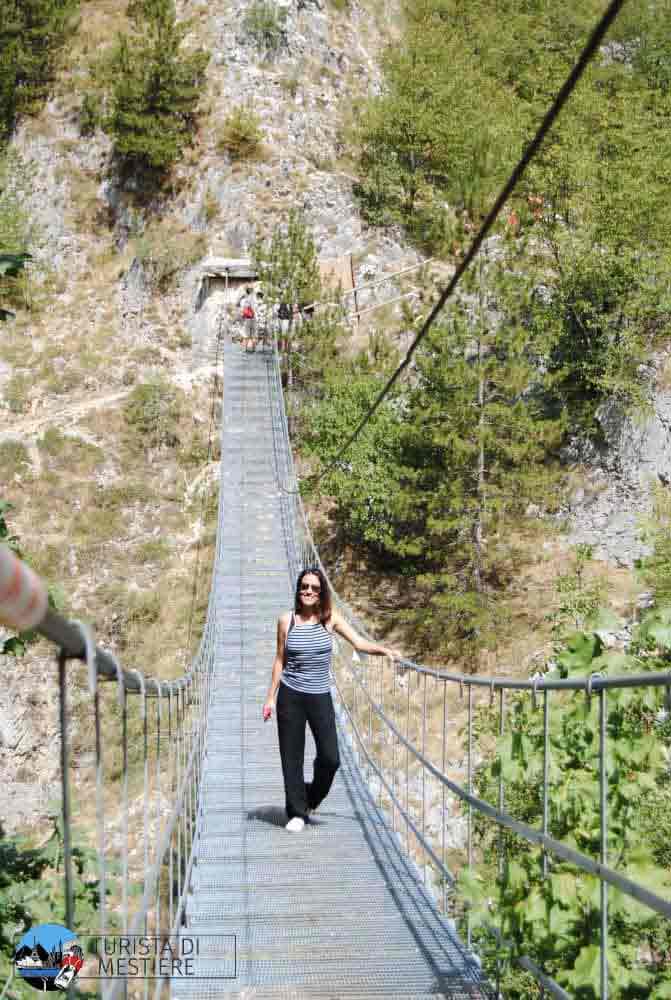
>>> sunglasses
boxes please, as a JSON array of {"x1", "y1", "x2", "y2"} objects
[{"x1": 300, "y1": 584, "x2": 321, "y2": 593}]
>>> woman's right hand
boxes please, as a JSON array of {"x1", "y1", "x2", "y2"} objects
[{"x1": 263, "y1": 700, "x2": 274, "y2": 722}]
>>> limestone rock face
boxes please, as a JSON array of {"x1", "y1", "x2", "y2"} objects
[
  {"x1": 566, "y1": 384, "x2": 671, "y2": 564},
  {"x1": 596, "y1": 393, "x2": 671, "y2": 486}
]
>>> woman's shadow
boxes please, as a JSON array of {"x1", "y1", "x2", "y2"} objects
[
  {"x1": 246, "y1": 806, "x2": 287, "y2": 827},
  {"x1": 246, "y1": 806, "x2": 325, "y2": 827}
]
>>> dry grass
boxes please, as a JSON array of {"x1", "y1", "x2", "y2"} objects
[
  {"x1": 59, "y1": 0, "x2": 131, "y2": 76},
  {"x1": 0, "y1": 439, "x2": 32, "y2": 478}
]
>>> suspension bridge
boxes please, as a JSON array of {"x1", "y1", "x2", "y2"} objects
[
  {"x1": 2, "y1": 1, "x2": 670, "y2": 993},
  {"x1": 2, "y1": 334, "x2": 670, "y2": 1000}
]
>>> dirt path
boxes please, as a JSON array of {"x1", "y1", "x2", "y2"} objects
[
  {"x1": 0, "y1": 388, "x2": 133, "y2": 442},
  {"x1": 1, "y1": 361, "x2": 219, "y2": 444}
]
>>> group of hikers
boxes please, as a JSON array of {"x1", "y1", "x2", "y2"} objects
[{"x1": 236, "y1": 286, "x2": 309, "y2": 353}]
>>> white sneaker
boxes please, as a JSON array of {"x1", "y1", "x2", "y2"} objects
[{"x1": 285, "y1": 817, "x2": 305, "y2": 833}]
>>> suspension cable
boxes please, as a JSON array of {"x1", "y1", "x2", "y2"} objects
[{"x1": 304, "y1": 0, "x2": 626, "y2": 488}]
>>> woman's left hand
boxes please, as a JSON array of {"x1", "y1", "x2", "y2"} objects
[{"x1": 382, "y1": 647, "x2": 403, "y2": 661}]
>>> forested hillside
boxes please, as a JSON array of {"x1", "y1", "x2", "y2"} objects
[
  {"x1": 299, "y1": 0, "x2": 671, "y2": 667},
  {"x1": 2, "y1": 0, "x2": 671, "y2": 996}
]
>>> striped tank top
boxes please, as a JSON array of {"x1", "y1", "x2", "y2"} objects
[{"x1": 281, "y1": 613, "x2": 333, "y2": 695}]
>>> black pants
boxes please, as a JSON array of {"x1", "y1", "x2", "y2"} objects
[{"x1": 276, "y1": 683, "x2": 340, "y2": 820}]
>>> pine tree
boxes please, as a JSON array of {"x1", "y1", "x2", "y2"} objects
[
  {"x1": 0, "y1": 0, "x2": 79, "y2": 141},
  {"x1": 252, "y1": 211, "x2": 321, "y2": 308},
  {"x1": 393, "y1": 255, "x2": 565, "y2": 656},
  {"x1": 105, "y1": 0, "x2": 208, "y2": 172},
  {"x1": 252, "y1": 213, "x2": 343, "y2": 389}
]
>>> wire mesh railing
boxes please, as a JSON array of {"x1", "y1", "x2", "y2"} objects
[
  {"x1": 0, "y1": 544, "x2": 215, "y2": 998},
  {"x1": 0, "y1": 332, "x2": 226, "y2": 1000},
  {"x1": 266, "y1": 338, "x2": 671, "y2": 998}
]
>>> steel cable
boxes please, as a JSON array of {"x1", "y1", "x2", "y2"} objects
[{"x1": 297, "y1": 0, "x2": 627, "y2": 491}]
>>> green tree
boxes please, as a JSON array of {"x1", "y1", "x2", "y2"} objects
[
  {"x1": 0, "y1": 0, "x2": 79, "y2": 141},
  {"x1": 387, "y1": 257, "x2": 565, "y2": 657},
  {"x1": 531, "y1": 240, "x2": 656, "y2": 435},
  {"x1": 302, "y1": 253, "x2": 566, "y2": 660},
  {"x1": 301, "y1": 360, "x2": 405, "y2": 554},
  {"x1": 353, "y1": 6, "x2": 520, "y2": 247},
  {"x1": 104, "y1": 0, "x2": 208, "y2": 173},
  {"x1": 252, "y1": 213, "x2": 346, "y2": 388},
  {"x1": 252, "y1": 210, "x2": 322, "y2": 309}
]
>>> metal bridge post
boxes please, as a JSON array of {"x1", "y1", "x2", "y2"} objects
[
  {"x1": 467, "y1": 683, "x2": 473, "y2": 950},
  {"x1": 392, "y1": 662, "x2": 398, "y2": 834},
  {"x1": 168, "y1": 689, "x2": 174, "y2": 934},
  {"x1": 599, "y1": 687, "x2": 609, "y2": 999},
  {"x1": 93, "y1": 648, "x2": 107, "y2": 981},
  {"x1": 422, "y1": 671, "x2": 427, "y2": 886},
  {"x1": 122, "y1": 684, "x2": 129, "y2": 939},
  {"x1": 406, "y1": 667, "x2": 411, "y2": 854},
  {"x1": 177, "y1": 687, "x2": 183, "y2": 909},
  {"x1": 441, "y1": 679, "x2": 447, "y2": 914},
  {"x1": 140, "y1": 675, "x2": 149, "y2": 1000},
  {"x1": 58, "y1": 651, "x2": 74, "y2": 930},
  {"x1": 542, "y1": 689, "x2": 550, "y2": 879},
  {"x1": 154, "y1": 688, "x2": 162, "y2": 942},
  {"x1": 497, "y1": 689, "x2": 505, "y2": 880}
]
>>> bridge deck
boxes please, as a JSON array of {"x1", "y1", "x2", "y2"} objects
[{"x1": 174, "y1": 342, "x2": 492, "y2": 999}]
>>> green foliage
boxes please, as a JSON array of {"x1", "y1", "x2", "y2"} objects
[
  {"x1": 252, "y1": 212, "x2": 348, "y2": 390},
  {"x1": 351, "y1": 0, "x2": 671, "y2": 440},
  {"x1": 79, "y1": 92, "x2": 101, "y2": 137},
  {"x1": 472, "y1": 614, "x2": 671, "y2": 997},
  {"x1": 548, "y1": 544, "x2": 609, "y2": 637},
  {"x1": 0, "y1": 154, "x2": 33, "y2": 320},
  {"x1": 0, "y1": 818, "x2": 103, "y2": 985},
  {"x1": 532, "y1": 242, "x2": 655, "y2": 432},
  {"x1": 639, "y1": 487, "x2": 671, "y2": 606},
  {"x1": 216, "y1": 105, "x2": 263, "y2": 161},
  {"x1": 301, "y1": 364, "x2": 404, "y2": 552},
  {"x1": 252, "y1": 210, "x2": 322, "y2": 309},
  {"x1": 242, "y1": 1, "x2": 287, "y2": 58},
  {"x1": 103, "y1": 0, "x2": 208, "y2": 173},
  {"x1": 0, "y1": 0, "x2": 79, "y2": 141},
  {"x1": 353, "y1": 8, "x2": 520, "y2": 240}
]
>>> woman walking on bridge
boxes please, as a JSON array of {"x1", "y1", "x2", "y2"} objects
[{"x1": 263, "y1": 567, "x2": 401, "y2": 832}]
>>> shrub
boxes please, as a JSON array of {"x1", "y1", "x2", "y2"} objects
[
  {"x1": 79, "y1": 93, "x2": 101, "y2": 136},
  {"x1": 5, "y1": 372, "x2": 31, "y2": 413},
  {"x1": 0, "y1": 439, "x2": 31, "y2": 478},
  {"x1": 279, "y1": 74, "x2": 300, "y2": 98},
  {"x1": 216, "y1": 106, "x2": 263, "y2": 161},
  {"x1": 136, "y1": 538, "x2": 171, "y2": 563},
  {"x1": 242, "y1": 1, "x2": 287, "y2": 57}
]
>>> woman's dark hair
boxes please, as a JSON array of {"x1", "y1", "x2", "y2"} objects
[{"x1": 294, "y1": 566, "x2": 332, "y2": 623}]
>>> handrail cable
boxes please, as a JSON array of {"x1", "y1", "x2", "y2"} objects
[
  {"x1": 186, "y1": 312, "x2": 224, "y2": 655},
  {"x1": 299, "y1": 0, "x2": 626, "y2": 490}
]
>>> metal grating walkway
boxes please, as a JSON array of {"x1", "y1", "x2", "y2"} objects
[{"x1": 173, "y1": 341, "x2": 492, "y2": 999}]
